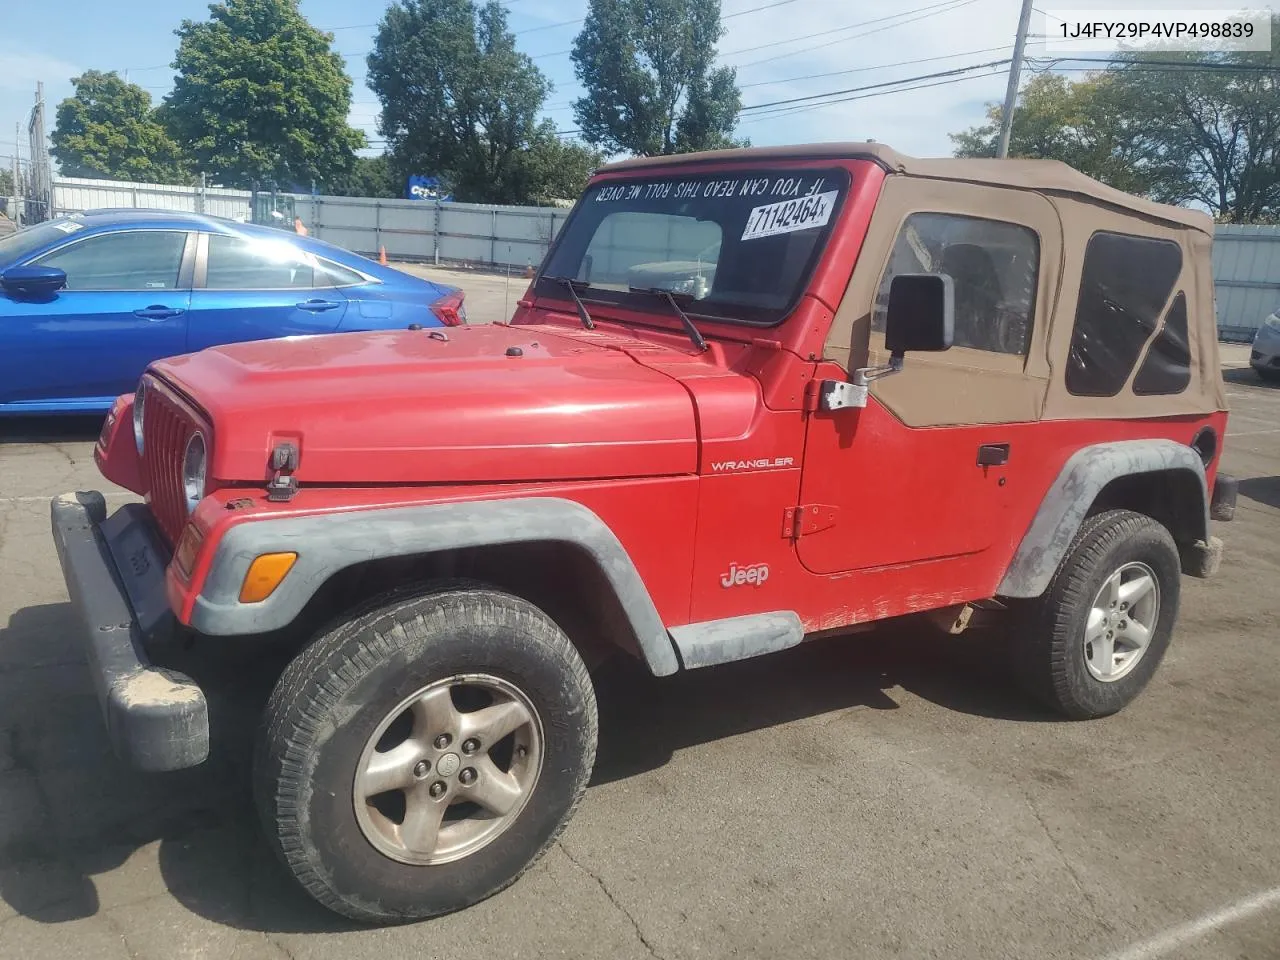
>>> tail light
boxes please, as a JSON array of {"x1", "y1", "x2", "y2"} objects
[{"x1": 430, "y1": 290, "x2": 467, "y2": 326}]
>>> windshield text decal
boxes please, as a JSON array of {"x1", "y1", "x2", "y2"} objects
[{"x1": 595, "y1": 175, "x2": 830, "y2": 204}]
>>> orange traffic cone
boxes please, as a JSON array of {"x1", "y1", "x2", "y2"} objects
[{"x1": 379, "y1": 245, "x2": 388, "y2": 266}]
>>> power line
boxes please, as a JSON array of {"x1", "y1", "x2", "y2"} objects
[
  {"x1": 734, "y1": 0, "x2": 982, "y2": 68},
  {"x1": 1029, "y1": 56, "x2": 1280, "y2": 73},
  {"x1": 739, "y1": 58, "x2": 1010, "y2": 114},
  {"x1": 738, "y1": 70, "x2": 1000, "y2": 125},
  {"x1": 723, "y1": 0, "x2": 975, "y2": 61},
  {"x1": 739, "y1": 44, "x2": 1013, "y2": 89},
  {"x1": 523, "y1": 0, "x2": 802, "y2": 48}
]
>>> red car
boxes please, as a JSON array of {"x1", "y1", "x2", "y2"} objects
[{"x1": 53, "y1": 143, "x2": 1235, "y2": 922}]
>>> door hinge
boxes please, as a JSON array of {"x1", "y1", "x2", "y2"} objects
[{"x1": 783, "y1": 503, "x2": 839, "y2": 539}]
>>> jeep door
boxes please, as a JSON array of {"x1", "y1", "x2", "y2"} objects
[{"x1": 798, "y1": 177, "x2": 1062, "y2": 576}]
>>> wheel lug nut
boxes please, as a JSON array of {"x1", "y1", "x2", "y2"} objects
[
  {"x1": 459, "y1": 767, "x2": 477, "y2": 785},
  {"x1": 433, "y1": 734, "x2": 452, "y2": 750},
  {"x1": 429, "y1": 781, "x2": 447, "y2": 799},
  {"x1": 461, "y1": 738, "x2": 480, "y2": 755},
  {"x1": 413, "y1": 760, "x2": 430, "y2": 779}
]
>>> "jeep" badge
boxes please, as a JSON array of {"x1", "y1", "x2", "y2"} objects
[{"x1": 720, "y1": 562, "x2": 769, "y2": 588}]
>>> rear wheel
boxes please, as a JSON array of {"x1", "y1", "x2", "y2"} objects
[
  {"x1": 1015, "y1": 509, "x2": 1180, "y2": 719},
  {"x1": 254, "y1": 584, "x2": 597, "y2": 923}
]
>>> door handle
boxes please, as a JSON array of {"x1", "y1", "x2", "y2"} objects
[
  {"x1": 296, "y1": 299, "x2": 343, "y2": 312},
  {"x1": 977, "y1": 443, "x2": 1010, "y2": 467},
  {"x1": 133, "y1": 305, "x2": 185, "y2": 320}
]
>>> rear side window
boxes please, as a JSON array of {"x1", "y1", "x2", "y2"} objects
[
  {"x1": 316, "y1": 259, "x2": 366, "y2": 287},
  {"x1": 205, "y1": 233, "x2": 316, "y2": 289},
  {"x1": 1066, "y1": 232, "x2": 1182, "y2": 396},
  {"x1": 34, "y1": 230, "x2": 186, "y2": 290},
  {"x1": 1133, "y1": 292, "x2": 1191, "y2": 395},
  {"x1": 873, "y1": 212, "x2": 1039, "y2": 355}
]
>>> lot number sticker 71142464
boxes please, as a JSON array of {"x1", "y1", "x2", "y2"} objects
[{"x1": 740, "y1": 190, "x2": 839, "y2": 241}]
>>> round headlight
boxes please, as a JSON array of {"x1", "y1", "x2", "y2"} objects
[
  {"x1": 133, "y1": 381, "x2": 147, "y2": 455},
  {"x1": 182, "y1": 431, "x2": 207, "y2": 514}
]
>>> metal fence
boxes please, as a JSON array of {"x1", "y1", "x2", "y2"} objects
[
  {"x1": 1214, "y1": 225, "x2": 1280, "y2": 342},
  {"x1": 53, "y1": 176, "x2": 252, "y2": 221},
  {"x1": 51, "y1": 176, "x2": 566, "y2": 270},
  {"x1": 295, "y1": 194, "x2": 565, "y2": 270},
  {"x1": 45, "y1": 175, "x2": 1280, "y2": 338}
]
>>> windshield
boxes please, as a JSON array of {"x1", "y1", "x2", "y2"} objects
[
  {"x1": 539, "y1": 167, "x2": 850, "y2": 326},
  {"x1": 0, "y1": 219, "x2": 86, "y2": 265}
]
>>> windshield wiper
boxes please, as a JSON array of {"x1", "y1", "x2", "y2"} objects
[
  {"x1": 632, "y1": 287, "x2": 709, "y2": 353},
  {"x1": 545, "y1": 276, "x2": 595, "y2": 330}
]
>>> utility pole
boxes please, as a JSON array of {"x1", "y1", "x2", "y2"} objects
[
  {"x1": 996, "y1": 0, "x2": 1035, "y2": 158},
  {"x1": 12, "y1": 123, "x2": 20, "y2": 225}
]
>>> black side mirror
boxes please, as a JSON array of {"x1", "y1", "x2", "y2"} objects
[
  {"x1": 1, "y1": 264, "x2": 67, "y2": 298},
  {"x1": 884, "y1": 273, "x2": 954, "y2": 355}
]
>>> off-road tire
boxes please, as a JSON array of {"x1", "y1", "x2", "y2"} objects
[
  {"x1": 253, "y1": 583, "x2": 597, "y2": 923},
  {"x1": 1015, "y1": 509, "x2": 1180, "y2": 720}
]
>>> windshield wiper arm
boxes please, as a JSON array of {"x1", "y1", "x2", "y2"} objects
[
  {"x1": 633, "y1": 288, "x2": 708, "y2": 353},
  {"x1": 545, "y1": 276, "x2": 595, "y2": 330}
]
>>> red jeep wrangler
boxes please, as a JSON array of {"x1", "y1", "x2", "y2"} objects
[{"x1": 54, "y1": 143, "x2": 1237, "y2": 923}]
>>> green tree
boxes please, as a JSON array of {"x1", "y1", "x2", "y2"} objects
[
  {"x1": 949, "y1": 72, "x2": 1176, "y2": 201},
  {"x1": 521, "y1": 124, "x2": 603, "y2": 203},
  {"x1": 571, "y1": 0, "x2": 744, "y2": 156},
  {"x1": 165, "y1": 0, "x2": 365, "y2": 189},
  {"x1": 50, "y1": 71, "x2": 190, "y2": 182},
  {"x1": 325, "y1": 155, "x2": 402, "y2": 198},
  {"x1": 367, "y1": 0, "x2": 564, "y2": 204},
  {"x1": 0, "y1": 168, "x2": 13, "y2": 196},
  {"x1": 951, "y1": 32, "x2": 1280, "y2": 221}
]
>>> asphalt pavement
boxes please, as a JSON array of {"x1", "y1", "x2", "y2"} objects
[{"x1": 0, "y1": 331, "x2": 1276, "y2": 960}]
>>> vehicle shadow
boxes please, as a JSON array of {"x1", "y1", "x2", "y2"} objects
[
  {"x1": 0, "y1": 415, "x2": 105, "y2": 444},
  {"x1": 1239, "y1": 476, "x2": 1280, "y2": 510},
  {"x1": 1223, "y1": 367, "x2": 1278, "y2": 388},
  {"x1": 0, "y1": 601, "x2": 1051, "y2": 934}
]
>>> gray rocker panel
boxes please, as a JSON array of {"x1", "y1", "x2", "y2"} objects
[{"x1": 669, "y1": 611, "x2": 805, "y2": 669}]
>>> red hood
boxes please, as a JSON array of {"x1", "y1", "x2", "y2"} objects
[{"x1": 154, "y1": 324, "x2": 702, "y2": 485}]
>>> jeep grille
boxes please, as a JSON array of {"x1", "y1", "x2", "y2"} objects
[{"x1": 140, "y1": 379, "x2": 207, "y2": 544}]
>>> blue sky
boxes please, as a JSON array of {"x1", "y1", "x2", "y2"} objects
[{"x1": 1, "y1": 0, "x2": 1220, "y2": 183}]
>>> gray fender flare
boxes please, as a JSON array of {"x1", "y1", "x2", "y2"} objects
[
  {"x1": 997, "y1": 439, "x2": 1208, "y2": 599},
  {"x1": 189, "y1": 496, "x2": 682, "y2": 676}
]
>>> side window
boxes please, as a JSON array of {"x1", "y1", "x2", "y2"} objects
[
  {"x1": 873, "y1": 212, "x2": 1039, "y2": 356},
  {"x1": 1133, "y1": 292, "x2": 1191, "y2": 395},
  {"x1": 205, "y1": 234, "x2": 316, "y2": 289},
  {"x1": 315, "y1": 259, "x2": 365, "y2": 287},
  {"x1": 1065, "y1": 232, "x2": 1182, "y2": 397},
  {"x1": 34, "y1": 230, "x2": 186, "y2": 291}
]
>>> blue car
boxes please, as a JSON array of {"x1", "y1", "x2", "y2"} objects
[{"x1": 0, "y1": 210, "x2": 466, "y2": 415}]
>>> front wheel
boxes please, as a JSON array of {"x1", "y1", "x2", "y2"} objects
[
  {"x1": 254, "y1": 584, "x2": 597, "y2": 923},
  {"x1": 1015, "y1": 509, "x2": 1180, "y2": 719}
]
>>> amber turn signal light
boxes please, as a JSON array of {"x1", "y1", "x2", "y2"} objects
[{"x1": 239, "y1": 552, "x2": 298, "y2": 603}]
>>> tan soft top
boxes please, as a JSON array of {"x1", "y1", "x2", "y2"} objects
[{"x1": 601, "y1": 142, "x2": 1213, "y2": 234}]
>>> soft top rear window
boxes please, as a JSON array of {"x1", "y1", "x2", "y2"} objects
[{"x1": 538, "y1": 168, "x2": 851, "y2": 326}]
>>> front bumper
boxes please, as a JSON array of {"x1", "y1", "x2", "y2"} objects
[{"x1": 50, "y1": 491, "x2": 209, "y2": 772}]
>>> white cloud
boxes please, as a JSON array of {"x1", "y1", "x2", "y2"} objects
[{"x1": 0, "y1": 51, "x2": 80, "y2": 92}]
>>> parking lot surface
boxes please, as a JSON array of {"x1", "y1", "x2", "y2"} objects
[{"x1": 0, "y1": 341, "x2": 1276, "y2": 960}]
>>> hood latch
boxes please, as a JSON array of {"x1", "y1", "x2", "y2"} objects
[{"x1": 266, "y1": 442, "x2": 299, "y2": 502}]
